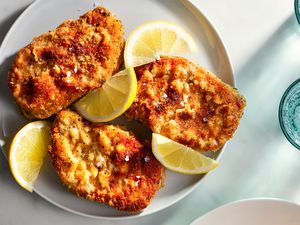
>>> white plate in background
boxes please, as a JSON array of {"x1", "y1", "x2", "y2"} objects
[{"x1": 191, "y1": 198, "x2": 300, "y2": 225}]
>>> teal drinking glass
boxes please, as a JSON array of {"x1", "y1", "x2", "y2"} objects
[{"x1": 279, "y1": 78, "x2": 300, "y2": 149}]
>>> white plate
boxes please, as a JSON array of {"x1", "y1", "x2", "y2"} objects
[
  {"x1": 191, "y1": 198, "x2": 300, "y2": 225},
  {"x1": 0, "y1": 0, "x2": 234, "y2": 219}
]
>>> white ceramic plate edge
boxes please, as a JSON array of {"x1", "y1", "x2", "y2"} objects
[
  {"x1": 181, "y1": 0, "x2": 235, "y2": 87},
  {"x1": 0, "y1": 0, "x2": 234, "y2": 220}
]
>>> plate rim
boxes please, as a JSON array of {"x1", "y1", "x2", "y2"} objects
[
  {"x1": 190, "y1": 198, "x2": 300, "y2": 225},
  {"x1": 0, "y1": 0, "x2": 234, "y2": 220}
]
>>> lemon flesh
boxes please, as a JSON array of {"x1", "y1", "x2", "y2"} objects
[
  {"x1": 151, "y1": 133, "x2": 219, "y2": 174},
  {"x1": 9, "y1": 121, "x2": 51, "y2": 192},
  {"x1": 124, "y1": 21, "x2": 198, "y2": 67},
  {"x1": 74, "y1": 68, "x2": 137, "y2": 122}
]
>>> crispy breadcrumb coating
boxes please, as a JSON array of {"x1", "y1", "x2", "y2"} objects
[
  {"x1": 8, "y1": 7, "x2": 124, "y2": 119},
  {"x1": 126, "y1": 57, "x2": 246, "y2": 151},
  {"x1": 48, "y1": 110, "x2": 164, "y2": 212}
]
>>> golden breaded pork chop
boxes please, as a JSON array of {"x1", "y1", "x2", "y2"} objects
[
  {"x1": 126, "y1": 57, "x2": 246, "y2": 152},
  {"x1": 8, "y1": 7, "x2": 124, "y2": 119},
  {"x1": 49, "y1": 110, "x2": 164, "y2": 212}
]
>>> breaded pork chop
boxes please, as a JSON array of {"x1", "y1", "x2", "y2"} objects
[
  {"x1": 8, "y1": 7, "x2": 124, "y2": 119},
  {"x1": 126, "y1": 57, "x2": 246, "y2": 152},
  {"x1": 49, "y1": 110, "x2": 164, "y2": 212}
]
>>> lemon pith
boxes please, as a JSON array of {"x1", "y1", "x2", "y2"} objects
[{"x1": 151, "y1": 133, "x2": 219, "y2": 174}]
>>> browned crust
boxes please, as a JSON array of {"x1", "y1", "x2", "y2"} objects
[
  {"x1": 8, "y1": 7, "x2": 124, "y2": 119},
  {"x1": 126, "y1": 57, "x2": 246, "y2": 151},
  {"x1": 48, "y1": 110, "x2": 165, "y2": 212}
]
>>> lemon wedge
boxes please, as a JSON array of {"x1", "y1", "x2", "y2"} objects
[
  {"x1": 74, "y1": 68, "x2": 137, "y2": 122},
  {"x1": 151, "y1": 133, "x2": 219, "y2": 174},
  {"x1": 9, "y1": 121, "x2": 51, "y2": 192},
  {"x1": 124, "y1": 21, "x2": 198, "y2": 67}
]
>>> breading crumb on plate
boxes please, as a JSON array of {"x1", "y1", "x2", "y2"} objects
[
  {"x1": 8, "y1": 7, "x2": 124, "y2": 119},
  {"x1": 49, "y1": 110, "x2": 165, "y2": 212},
  {"x1": 126, "y1": 57, "x2": 246, "y2": 152}
]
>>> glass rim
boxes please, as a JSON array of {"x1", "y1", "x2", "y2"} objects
[
  {"x1": 278, "y1": 78, "x2": 300, "y2": 150},
  {"x1": 295, "y1": 0, "x2": 300, "y2": 25}
]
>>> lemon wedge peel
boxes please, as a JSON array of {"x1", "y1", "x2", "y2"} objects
[
  {"x1": 151, "y1": 133, "x2": 219, "y2": 175},
  {"x1": 124, "y1": 20, "x2": 198, "y2": 67},
  {"x1": 9, "y1": 121, "x2": 51, "y2": 192},
  {"x1": 74, "y1": 68, "x2": 137, "y2": 122}
]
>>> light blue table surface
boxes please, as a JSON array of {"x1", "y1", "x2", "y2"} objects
[{"x1": 1, "y1": 0, "x2": 299, "y2": 224}]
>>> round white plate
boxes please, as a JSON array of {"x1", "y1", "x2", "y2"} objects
[
  {"x1": 0, "y1": 0, "x2": 234, "y2": 219},
  {"x1": 191, "y1": 198, "x2": 300, "y2": 225}
]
